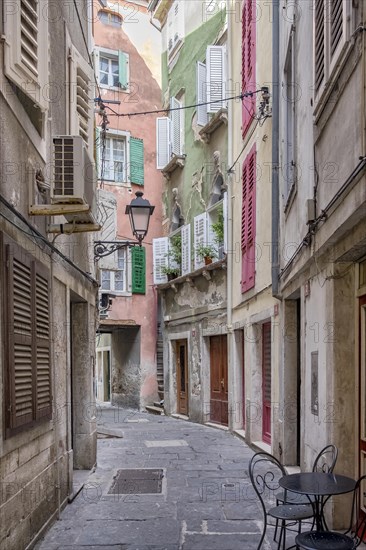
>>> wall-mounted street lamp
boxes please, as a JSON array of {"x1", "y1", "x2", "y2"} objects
[
  {"x1": 94, "y1": 191, "x2": 155, "y2": 260},
  {"x1": 125, "y1": 191, "x2": 155, "y2": 246}
]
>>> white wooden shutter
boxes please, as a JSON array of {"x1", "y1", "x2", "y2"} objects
[
  {"x1": 197, "y1": 62, "x2": 209, "y2": 126},
  {"x1": 206, "y1": 45, "x2": 226, "y2": 113},
  {"x1": 3, "y1": 0, "x2": 48, "y2": 110},
  {"x1": 223, "y1": 191, "x2": 228, "y2": 254},
  {"x1": 69, "y1": 46, "x2": 94, "y2": 151},
  {"x1": 194, "y1": 212, "x2": 208, "y2": 269},
  {"x1": 153, "y1": 237, "x2": 169, "y2": 284},
  {"x1": 170, "y1": 97, "x2": 182, "y2": 156},
  {"x1": 181, "y1": 225, "x2": 191, "y2": 276},
  {"x1": 156, "y1": 117, "x2": 171, "y2": 169},
  {"x1": 94, "y1": 48, "x2": 100, "y2": 85}
]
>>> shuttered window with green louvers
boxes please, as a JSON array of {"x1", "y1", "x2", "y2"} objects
[
  {"x1": 132, "y1": 246, "x2": 146, "y2": 294},
  {"x1": 130, "y1": 137, "x2": 144, "y2": 185},
  {"x1": 2, "y1": 233, "x2": 52, "y2": 437}
]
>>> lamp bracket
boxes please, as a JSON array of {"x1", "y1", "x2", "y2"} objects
[{"x1": 94, "y1": 240, "x2": 139, "y2": 261}]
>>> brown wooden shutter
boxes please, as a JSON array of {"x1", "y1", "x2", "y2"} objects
[
  {"x1": 35, "y1": 265, "x2": 51, "y2": 419},
  {"x1": 6, "y1": 242, "x2": 34, "y2": 429}
]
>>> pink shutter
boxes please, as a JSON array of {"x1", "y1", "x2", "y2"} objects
[
  {"x1": 241, "y1": 144, "x2": 256, "y2": 293},
  {"x1": 242, "y1": 0, "x2": 256, "y2": 138}
]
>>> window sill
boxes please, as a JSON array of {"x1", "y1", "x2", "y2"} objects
[
  {"x1": 161, "y1": 154, "x2": 186, "y2": 179},
  {"x1": 99, "y1": 179, "x2": 131, "y2": 188},
  {"x1": 99, "y1": 84, "x2": 129, "y2": 93},
  {"x1": 156, "y1": 256, "x2": 227, "y2": 291},
  {"x1": 199, "y1": 108, "x2": 228, "y2": 143}
]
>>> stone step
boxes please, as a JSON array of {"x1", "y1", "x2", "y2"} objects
[{"x1": 145, "y1": 405, "x2": 164, "y2": 415}]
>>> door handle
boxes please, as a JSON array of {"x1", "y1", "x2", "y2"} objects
[{"x1": 221, "y1": 378, "x2": 225, "y2": 389}]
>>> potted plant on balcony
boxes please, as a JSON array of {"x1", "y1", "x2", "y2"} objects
[
  {"x1": 196, "y1": 243, "x2": 218, "y2": 265},
  {"x1": 211, "y1": 210, "x2": 225, "y2": 259},
  {"x1": 162, "y1": 233, "x2": 182, "y2": 280}
]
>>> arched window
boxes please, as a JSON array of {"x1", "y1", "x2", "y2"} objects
[{"x1": 98, "y1": 10, "x2": 122, "y2": 27}]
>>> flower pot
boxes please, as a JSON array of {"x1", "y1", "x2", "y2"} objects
[{"x1": 204, "y1": 256, "x2": 212, "y2": 265}]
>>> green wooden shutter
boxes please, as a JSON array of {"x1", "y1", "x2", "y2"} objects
[
  {"x1": 118, "y1": 51, "x2": 128, "y2": 89},
  {"x1": 130, "y1": 137, "x2": 144, "y2": 185},
  {"x1": 132, "y1": 246, "x2": 146, "y2": 294}
]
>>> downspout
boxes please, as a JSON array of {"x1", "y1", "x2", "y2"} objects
[
  {"x1": 272, "y1": 0, "x2": 280, "y2": 298},
  {"x1": 226, "y1": 0, "x2": 235, "y2": 430}
]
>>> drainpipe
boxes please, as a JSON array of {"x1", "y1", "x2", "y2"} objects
[
  {"x1": 226, "y1": 0, "x2": 235, "y2": 430},
  {"x1": 271, "y1": 0, "x2": 280, "y2": 298}
]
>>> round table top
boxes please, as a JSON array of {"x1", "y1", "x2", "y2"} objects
[{"x1": 279, "y1": 472, "x2": 356, "y2": 496}]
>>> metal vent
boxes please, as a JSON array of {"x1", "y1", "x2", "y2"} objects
[
  {"x1": 53, "y1": 137, "x2": 75, "y2": 196},
  {"x1": 108, "y1": 469, "x2": 163, "y2": 495}
]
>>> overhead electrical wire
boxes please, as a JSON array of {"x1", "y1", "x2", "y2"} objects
[{"x1": 100, "y1": 90, "x2": 264, "y2": 118}]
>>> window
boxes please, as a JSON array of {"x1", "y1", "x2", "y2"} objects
[
  {"x1": 152, "y1": 226, "x2": 191, "y2": 284},
  {"x1": 167, "y1": 0, "x2": 184, "y2": 57},
  {"x1": 156, "y1": 97, "x2": 184, "y2": 169},
  {"x1": 193, "y1": 194, "x2": 227, "y2": 270},
  {"x1": 101, "y1": 247, "x2": 146, "y2": 294},
  {"x1": 96, "y1": 131, "x2": 144, "y2": 185},
  {"x1": 101, "y1": 249, "x2": 127, "y2": 292},
  {"x1": 242, "y1": 0, "x2": 256, "y2": 137},
  {"x1": 314, "y1": 0, "x2": 351, "y2": 98},
  {"x1": 1, "y1": 233, "x2": 52, "y2": 436},
  {"x1": 196, "y1": 45, "x2": 227, "y2": 126},
  {"x1": 95, "y1": 48, "x2": 129, "y2": 90},
  {"x1": 98, "y1": 10, "x2": 122, "y2": 26},
  {"x1": 3, "y1": 0, "x2": 48, "y2": 111},
  {"x1": 69, "y1": 45, "x2": 94, "y2": 150},
  {"x1": 100, "y1": 55, "x2": 119, "y2": 87},
  {"x1": 241, "y1": 145, "x2": 256, "y2": 293},
  {"x1": 104, "y1": 136, "x2": 127, "y2": 183}
]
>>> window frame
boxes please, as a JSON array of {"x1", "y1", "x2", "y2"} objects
[
  {"x1": 283, "y1": 28, "x2": 297, "y2": 207},
  {"x1": 100, "y1": 247, "x2": 131, "y2": 295},
  {"x1": 95, "y1": 46, "x2": 130, "y2": 92},
  {"x1": 100, "y1": 129, "x2": 130, "y2": 185},
  {"x1": 98, "y1": 9, "x2": 123, "y2": 27}
]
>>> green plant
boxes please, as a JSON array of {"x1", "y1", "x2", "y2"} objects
[
  {"x1": 211, "y1": 210, "x2": 224, "y2": 245},
  {"x1": 196, "y1": 243, "x2": 218, "y2": 260},
  {"x1": 161, "y1": 265, "x2": 180, "y2": 275},
  {"x1": 169, "y1": 233, "x2": 182, "y2": 264}
]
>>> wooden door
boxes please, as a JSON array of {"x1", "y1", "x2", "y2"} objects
[
  {"x1": 210, "y1": 335, "x2": 228, "y2": 425},
  {"x1": 262, "y1": 322, "x2": 272, "y2": 444},
  {"x1": 176, "y1": 340, "x2": 188, "y2": 415},
  {"x1": 359, "y1": 296, "x2": 366, "y2": 519}
]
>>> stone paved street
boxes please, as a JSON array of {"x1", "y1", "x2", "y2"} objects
[{"x1": 33, "y1": 408, "x2": 334, "y2": 549}]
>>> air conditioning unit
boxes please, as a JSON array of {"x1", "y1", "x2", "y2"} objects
[{"x1": 52, "y1": 135, "x2": 98, "y2": 224}]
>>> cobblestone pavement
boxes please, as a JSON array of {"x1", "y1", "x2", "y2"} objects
[{"x1": 34, "y1": 407, "x2": 355, "y2": 550}]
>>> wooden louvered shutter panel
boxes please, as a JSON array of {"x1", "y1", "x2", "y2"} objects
[
  {"x1": 6, "y1": 243, "x2": 34, "y2": 429},
  {"x1": 130, "y1": 137, "x2": 144, "y2": 185},
  {"x1": 76, "y1": 65, "x2": 90, "y2": 148},
  {"x1": 132, "y1": 246, "x2": 146, "y2": 294},
  {"x1": 156, "y1": 117, "x2": 171, "y2": 169},
  {"x1": 206, "y1": 45, "x2": 226, "y2": 113},
  {"x1": 194, "y1": 212, "x2": 208, "y2": 270},
  {"x1": 170, "y1": 97, "x2": 182, "y2": 156},
  {"x1": 153, "y1": 237, "x2": 169, "y2": 284},
  {"x1": 181, "y1": 225, "x2": 191, "y2": 276},
  {"x1": 21, "y1": 0, "x2": 39, "y2": 78},
  {"x1": 197, "y1": 61, "x2": 208, "y2": 126},
  {"x1": 35, "y1": 264, "x2": 51, "y2": 419},
  {"x1": 242, "y1": 0, "x2": 256, "y2": 138},
  {"x1": 315, "y1": 0, "x2": 325, "y2": 92},
  {"x1": 330, "y1": 0, "x2": 343, "y2": 57},
  {"x1": 262, "y1": 322, "x2": 272, "y2": 444},
  {"x1": 241, "y1": 145, "x2": 256, "y2": 293}
]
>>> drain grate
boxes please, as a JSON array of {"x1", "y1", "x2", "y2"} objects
[{"x1": 108, "y1": 469, "x2": 164, "y2": 495}]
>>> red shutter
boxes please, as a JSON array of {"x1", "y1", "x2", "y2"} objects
[
  {"x1": 242, "y1": 0, "x2": 256, "y2": 138},
  {"x1": 241, "y1": 144, "x2": 256, "y2": 293}
]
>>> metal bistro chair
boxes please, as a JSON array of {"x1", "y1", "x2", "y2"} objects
[
  {"x1": 276, "y1": 444, "x2": 339, "y2": 507},
  {"x1": 295, "y1": 474, "x2": 366, "y2": 550},
  {"x1": 249, "y1": 451, "x2": 314, "y2": 550},
  {"x1": 274, "y1": 444, "x2": 338, "y2": 539}
]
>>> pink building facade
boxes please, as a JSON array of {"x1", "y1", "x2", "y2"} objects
[{"x1": 94, "y1": 0, "x2": 163, "y2": 409}]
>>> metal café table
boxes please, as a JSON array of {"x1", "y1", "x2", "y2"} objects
[{"x1": 279, "y1": 472, "x2": 356, "y2": 531}]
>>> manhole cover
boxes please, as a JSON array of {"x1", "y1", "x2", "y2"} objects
[{"x1": 108, "y1": 469, "x2": 164, "y2": 495}]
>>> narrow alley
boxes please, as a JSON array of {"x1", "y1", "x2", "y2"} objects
[{"x1": 35, "y1": 408, "x2": 277, "y2": 550}]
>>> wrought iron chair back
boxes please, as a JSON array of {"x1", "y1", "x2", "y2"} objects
[
  {"x1": 312, "y1": 444, "x2": 338, "y2": 474},
  {"x1": 249, "y1": 451, "x2": 314, "y2": 549}
]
